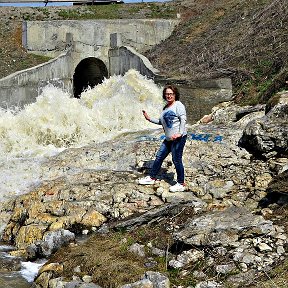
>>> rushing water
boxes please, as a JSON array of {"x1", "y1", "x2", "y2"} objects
[
  {"x1": 0, "y1": 69, "x2": 163, "y2": 286},
  {"x1": 0, "y1": 243, "x2": 47, "y2": 288}
]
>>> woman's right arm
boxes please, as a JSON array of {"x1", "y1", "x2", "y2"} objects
[{"x1": 142, "y1": 110, "x2": 161, "y2": 125}]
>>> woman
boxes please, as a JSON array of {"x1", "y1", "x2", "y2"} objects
[{"x1": 138, "y1": 84, "x2": 187, "y2": 192}]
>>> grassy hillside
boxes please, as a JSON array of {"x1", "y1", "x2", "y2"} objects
[{"x1": 0, "y1": 0, "x2": 287, "y2": 106}]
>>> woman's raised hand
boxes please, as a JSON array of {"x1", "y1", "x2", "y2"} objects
[{"x1": 142, "y1": 110, "x2": 150, "y2": 121}]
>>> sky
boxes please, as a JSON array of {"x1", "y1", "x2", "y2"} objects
[{"x1": 0, "y1": 0, "x2": 169, "y2": 6}]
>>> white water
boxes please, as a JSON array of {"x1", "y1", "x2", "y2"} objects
[
  {"x1": 0, "y1": 243, "x2": 46, "y2": 285},
  {"x1": 0, "y1": 70, "x2": 162, "y2": 158},
  {"x1": 0, "y1": 69, "x2": 163, "y2": 232},
  {"x1": 20, "y1": 260, "x2": 47, "y2": 282}
]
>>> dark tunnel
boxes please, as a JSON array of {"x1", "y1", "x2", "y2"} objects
[{"x1": 73, "y1": 57, "x2": 108, "y2": 98}]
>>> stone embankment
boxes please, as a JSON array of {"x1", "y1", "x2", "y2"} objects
[{"x1": 1, "y1": 91, "x2": 287, "y2": 287}]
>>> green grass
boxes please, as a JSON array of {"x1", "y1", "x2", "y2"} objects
[
  {"x1": 57, "y1": 5, "x2": 119, "y2": 19},
  {"x1": 56, "y1": 3, "x2": 176, "y2": 20},
  {"x1": 15, "y1": 54, "x2": 52, "y2": 73}
]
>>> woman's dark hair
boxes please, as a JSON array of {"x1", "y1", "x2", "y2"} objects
[{"x1": 162, "y1": 85, "x2": 180, "y2": 101}]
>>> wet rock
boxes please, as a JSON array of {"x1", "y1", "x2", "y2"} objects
[{"x1": 0, "y1": 256, "x2": 21, "y2": 272}]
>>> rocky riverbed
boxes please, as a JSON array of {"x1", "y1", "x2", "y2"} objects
[{"x1": 0, "y1": 91, "x2": 287, "y2": 287}]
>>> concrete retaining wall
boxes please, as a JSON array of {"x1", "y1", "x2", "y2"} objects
[
  {"x1": 0, "y1": 41, "x2": 162, "y2": 108},
  {"x1": 0, "y1": 51, "x2": 72, "y2": 108},
  {"x1": 23, "y1": 19, "x2": 179, "y2": 80},
  {"x1": 109, "y1": 46, "x2": 159, "y2": 78},
  {"x1": 24, "y1": 19, "x2": 179, "y2": 57},
  {"x1": 0, "y1": 17, "x2": 179, "y2": 108}
]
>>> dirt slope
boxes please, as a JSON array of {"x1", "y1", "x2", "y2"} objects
[{"x1": 146, "y1": 0, "x2": 288, "y2": 104}]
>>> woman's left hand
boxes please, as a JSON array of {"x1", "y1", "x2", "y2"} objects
[{"x1": 171, "y1": 133, "x2": 181, "y2": 140}]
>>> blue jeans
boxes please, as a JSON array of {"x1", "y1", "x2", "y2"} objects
[{"x1": 150, "y1": 135, "x2": 187, "y2": 184}]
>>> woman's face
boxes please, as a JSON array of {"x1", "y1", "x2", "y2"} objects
[{"x1": 164, "y1": 88, "x2": 176, "y2": 104}]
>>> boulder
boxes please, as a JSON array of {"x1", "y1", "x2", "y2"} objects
[
  {"x1": 173, "y1": 206, "x2": 274, "y2": 247},
  {"x1": 240, "y1": 91, "x2": 288, "y2": 158},
  {"x1": 26, "y1": 229, "x2": 75, "y2": 259}
]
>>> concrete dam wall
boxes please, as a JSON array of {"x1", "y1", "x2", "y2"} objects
[
  {"x1": 0, "y1": 19, "x2": 179, "y2": 108},
  {"x1": 23, "y1": 19, "x2": 179, "y2": 57}
]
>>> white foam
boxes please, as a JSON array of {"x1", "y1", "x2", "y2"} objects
[
  {"x1": 0, "y1": 69, "x2": 162, "y2": 157},
  {"x1": 20, "y1": 259, "x2": 47, "y2": 283},
  {"x1": 0, "y1": 244, "x2": 14, "y2": 251}
]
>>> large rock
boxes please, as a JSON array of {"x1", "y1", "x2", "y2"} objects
[
  {"x1": 240, "y1": 91, "x2": 288, "y2": 158},
  {"x1": 33, "y1": 229, "x2": 75, "y2": 258},
  {"x1": 173, "y1": 207, "x2": 274, "y2": 247},
  {"x1": 172, "y1": 206, "x2": 286, "y2": 272}
]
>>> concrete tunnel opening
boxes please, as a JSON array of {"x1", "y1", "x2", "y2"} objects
[{"x1": 73, "y1": 57, "x2": 108, "y2": 98}]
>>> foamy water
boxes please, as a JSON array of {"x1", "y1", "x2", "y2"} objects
[
  {"x1": 0, "y1": 70, "x2": 163, "y2": 232},
  {"x1": 0, "y1": 243, "x2": 46, "y2": 286},
  {"x1": 0, "y1": 70, "x2": 163, "y2": 157},
  {"x1": 20, "y1": 260, "x2": 47, "y2": 282}
]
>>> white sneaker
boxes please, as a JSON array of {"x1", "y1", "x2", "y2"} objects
[
  {"x1": 138, "y1": 176, "x2": 156, "y2": 185},
  {"x1": 169, "y1": 182, "x2": 185, "y2": 192}
]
